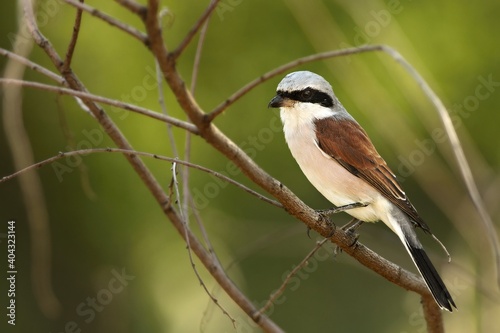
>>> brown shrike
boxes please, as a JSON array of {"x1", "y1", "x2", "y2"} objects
[{"x1": 268, "y1": 71, "x2": 456, "y2": 311}]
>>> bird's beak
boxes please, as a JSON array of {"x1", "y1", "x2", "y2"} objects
[
  {"x1": 268, "y1": 95, "x2": 294, "y2": 108},
  {"x1": 268, "y1": 95, "x2": 283, "y2": 108}
]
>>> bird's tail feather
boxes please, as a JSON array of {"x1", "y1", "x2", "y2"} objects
[
  {"x1": 404, "y1": 240, "x2": 456, "y2": 311},
  {"x1": 388, "y1": 209, "x2": 456, "y2": 311}
]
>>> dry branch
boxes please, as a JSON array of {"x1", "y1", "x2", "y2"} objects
[
  {"x1": 63, "y1": 0, "x2": 148, "y2": 45},
  {"x1": 0, "y1": 78, "x2": 198, "y2": 133},
  {"x1": 62, "y1": 0, "x2": 83, "y2": 71},
  {"x1": 0, "y1": 47, "x2": 64, "y2": 83},
  {"x1": 0, "y1": 148, "x2": 283, "y2": 209}
]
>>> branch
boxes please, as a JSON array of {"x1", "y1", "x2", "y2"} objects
[
  {"x1": 182, "y1": 16, "x2": 210, "y2": 220},
  {"x1": 63, "y1": 0, "x2": 148, "y2": 46},
  {"x1": 207, "y1": 45, "x2": 386, "y2": 121},
  {"x1": 171, "y1": 0, "x2": 221, "y2": 59},
  {"x1": 379, "y1": 45, "x2": 500, "y2": 287},
  {"x1": 258, "y1": 238, "x2": 330, "y2": 315},
  {"x1": 422, "y1": 295, "x2": 444, "y2": 333},
  {"x1": 0, "y1": 148, "x2": 282, "y2": 209},
  {"x1": 145, "y1": 0, "x2": 170, "y2": 56},
  {"x1": 144, "y1": 1, "x2": 206, "y2": 131},
  {"x1": 62, "y1": 0, "x2": 83, "y2": 72},
  {"x1": 190, "y1": 14, "x2": 210, "y2": 95},
  {"x1": 0, "y1": 47, "x2": 64, "y2": 83},
  {"x1": 0, "y1": 78, "x2": 198, "y2": 134},
  {"x1": 170, "y1": 162, "x2": 236, "y2": 327}
]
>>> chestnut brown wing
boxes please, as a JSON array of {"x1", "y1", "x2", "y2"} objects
[{"x1": 314, "y1": 117, "x2": 430, "y2": 232}]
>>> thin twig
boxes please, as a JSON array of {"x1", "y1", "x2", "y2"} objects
[
  {"x1": 0, "y1": 148, "x2": 283, "y2": 208},
  {"x1": 190, "y1": 5, "x2": 211, "y2": 95},
  {"x1": 207, "y1": 45, "x2": 385, "y2": 121},
  {"x1": 190, "y1": 198, "x2": 220, "y2": 259},
  {"x1": 171, "y1": 0, "x2": 221, "y2": 59},
  {"x1": 62, "y1": 0, "x2": 84, "y2": 72},
  {"x1": 182, "y1": 13, "x2": 211, "y2": 228},
  {"x1": 63, "y1": 0, "x2": 148, "y2": 45},
  {"x1": 0, "y1": 47, "x2": 64, "y2": 84},
  {"x1": 258, "y1": 238, "x2": 330, "y2": 315},
  {"x1": 171, "y1": 162, "x2": 236, "y2": 328},
  {"x1": 182, "y1": 18, "x2": 215, "y2": 309},
  {"x1": 379, "y1": 45, "x2": 500, "y2": 287},
  {"x1": 0, "y1": 78, "x2": 198, "y2": 134}
]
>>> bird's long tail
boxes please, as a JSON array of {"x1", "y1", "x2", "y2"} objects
[{"x1": 388, "y1": 208, "x2": 456, "y2": 311}]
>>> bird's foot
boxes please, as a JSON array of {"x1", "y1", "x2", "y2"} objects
[{"x1": 334, "y1": 218, "x2": 363, "y2": 255}]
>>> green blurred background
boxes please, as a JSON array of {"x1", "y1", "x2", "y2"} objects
[{"x1": 1, "y1": 0, "x2": 499, "y2": 332}]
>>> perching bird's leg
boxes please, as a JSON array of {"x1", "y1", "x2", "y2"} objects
[{"x1": 316, "y1": 202, "x2": 368, "y2": 216}]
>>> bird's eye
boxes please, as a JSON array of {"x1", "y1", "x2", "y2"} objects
[{"x1": 300, "y1": 89, "x2": 313, "y2": 101}]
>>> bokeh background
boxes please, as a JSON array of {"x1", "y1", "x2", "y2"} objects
[{"x1": 1, "y1": 0, "x2": 499, "y2": 332}]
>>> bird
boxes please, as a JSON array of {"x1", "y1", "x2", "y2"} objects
[{"x1": 268, "y1": 70, "x2": 456, "y2": 311}]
